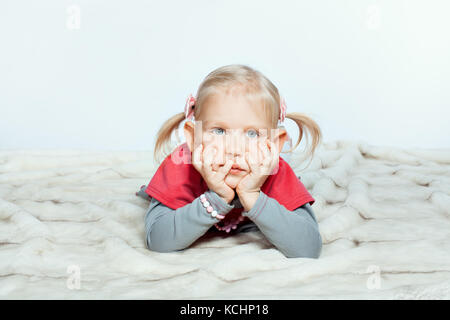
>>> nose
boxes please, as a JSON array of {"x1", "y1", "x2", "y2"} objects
[{"x1": 224, "y1": 130, "x2": 245, "y2": 159}]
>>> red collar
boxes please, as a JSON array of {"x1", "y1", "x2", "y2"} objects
[{"x1": 145, "y1": 143, "x2": 315, "y2": 211}]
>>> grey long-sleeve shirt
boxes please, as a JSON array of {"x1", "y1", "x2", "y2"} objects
[{"x1": 138, "y1": 186, "x2": 322, "y2": 258}]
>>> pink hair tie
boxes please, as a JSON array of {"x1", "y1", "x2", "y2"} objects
[
  {"x1": 200, "y1": 194, "x2": 225, "y2": 220},
  {"x1": 279, "y1": 96, "x2": 287, "y2": 123},
  {"x1": 184, "y1": 94, "x2": 196, "y2": 120}
]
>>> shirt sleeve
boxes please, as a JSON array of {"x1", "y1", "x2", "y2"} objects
[
  {"x1": 144, "y1": 189, "x2": 235, "y2": 252},
  {"x1": 241, "y1": 191, "x2": 322, "y2": 258}
]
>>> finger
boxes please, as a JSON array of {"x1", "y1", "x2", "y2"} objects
[
  {"x1": 268, "y1": 140, "x2": 280, "y2": 174},
  {"x1": 219, "y1": 158, "x2": 234, "y2": 176},
  {"x1": 258, "y1": 145, "x2": 264, "y2": 165},
  {"x1": 245, "y1": 142, "x2": 257, "y2": 166},
  {"x1": 246, "y1": 150, "x2": 258, "y2": 172},
  {"x1": 259, "y1": 140, "x2": 271, "y2": 162},
  {"x1": 245, "y1": 150, "x2": 254, "y2": 167},
  {"x1": 269, "y1": 140, "x2": 278, "y2": 159},
  {"x1": 259, "y1": 140, "x2": 272, "y2": 169},
  {"x1": 261, "y1": 140, "x2": 275, "y2": 174},
  {"x1": 212, "y1": 148, "x2": 223, "y2": 172}
]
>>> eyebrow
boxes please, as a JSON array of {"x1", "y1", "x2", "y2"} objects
[{"x1": 203, "y1": 121, "x2": 266, "y2": 129}]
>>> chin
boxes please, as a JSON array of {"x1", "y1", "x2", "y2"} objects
[{"x1": 224, "y1": 172, "x2": 246, "y2": 189}]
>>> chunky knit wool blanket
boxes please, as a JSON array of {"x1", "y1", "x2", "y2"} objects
[{"x1": 1, "y1": 140, "x2": 449, "y2": 299}]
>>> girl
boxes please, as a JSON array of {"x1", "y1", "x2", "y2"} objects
[{"x1": 137, "y1": 64, "x2": 323, "y2": 258}]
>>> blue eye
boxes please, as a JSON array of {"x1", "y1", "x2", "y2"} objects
[
  {"x1": 212, "y1": 128, "x2": 225, "y2": 135},
  {"x1": 247, "y1": 129, "x2": 259, "y2": 138}
]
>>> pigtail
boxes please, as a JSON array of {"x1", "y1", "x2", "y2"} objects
[
  {"x1": 153, "y1": 112, "x2": 186, "y2": 165},
  {"x1": 284, "y1": 112, "x2": 322, "y2": 167}
]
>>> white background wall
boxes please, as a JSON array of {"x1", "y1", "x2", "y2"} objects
[{"x1": 1, "y1": 0, "x2": 449, "y2": 152}]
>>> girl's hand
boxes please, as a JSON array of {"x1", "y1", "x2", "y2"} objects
[
  {"x1": 192, "y1": 143, "x2": 235, "y2": 204},
  {"x1": 236, "y1": 139, "x2": 279, "y2": 197}
]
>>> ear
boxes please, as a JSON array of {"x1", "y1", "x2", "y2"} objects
[
  {"x1": 272, "y1": 128, "x2": 288, "y2": 154},
  {"x1": 183, "y1": 121, "x2": 195, "y2": 152}
]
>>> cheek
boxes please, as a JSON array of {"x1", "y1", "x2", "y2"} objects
[
  {"x1": 203, "y1": 136, "x2": 226, "y2": 162},
  {"x1": 247, "y1": 138, "x2": 261, "y2": 152}
]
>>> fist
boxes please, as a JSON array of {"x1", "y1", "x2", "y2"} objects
[{"x1": 192, "y1": 143, "x2": 235, "y2": 204}]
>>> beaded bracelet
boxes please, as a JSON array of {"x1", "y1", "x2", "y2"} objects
[{"x1": 200, "y1": 194, "x2": 225, "y2": 220}]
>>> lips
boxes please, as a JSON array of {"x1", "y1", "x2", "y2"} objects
[{"x1": 229, "y1": 164, "x2": 245, "y2": 175}]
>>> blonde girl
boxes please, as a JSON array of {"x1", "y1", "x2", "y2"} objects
[{"x1": 137, "y1": 64, "x2": 323, "y2": 258}]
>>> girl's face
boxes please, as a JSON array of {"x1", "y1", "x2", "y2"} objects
[{"x1": 185, "y1": 89, "x2": 287, "y2": 189}]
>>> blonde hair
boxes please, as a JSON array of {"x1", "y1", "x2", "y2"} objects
[{"x1": 153, "y1": 64, "x2": 322, "y2": 166}]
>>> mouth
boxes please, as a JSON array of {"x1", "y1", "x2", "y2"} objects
[{"x1": 229, "y1": 164, "x2": 246, "y2": 175}]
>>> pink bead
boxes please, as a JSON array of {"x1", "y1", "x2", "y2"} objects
[{"x1": 206, "y1": 206, "x2": 213, "y2": 213}]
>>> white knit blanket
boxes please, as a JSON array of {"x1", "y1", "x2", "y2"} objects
[{"x1": 1, "y1": 140, "x2": 449, "y2": 299}]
